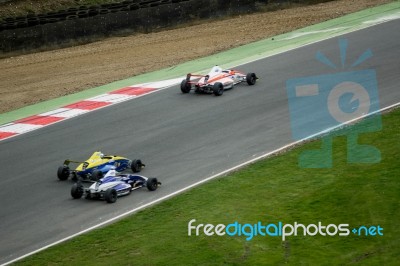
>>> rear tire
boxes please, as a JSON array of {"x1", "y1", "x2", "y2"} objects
[
  {"x1": 131, "y1": 159, "x2": 143, "y2": 173},
  {"x1": 181, "y1": 79, "x2": 191, "y2": 93},
  {"x1": 105, "y1": 188, "x2": 118, "y2": 203},
  {"x1": 71, "y1": 183, "x2": 84, "y2": 199},
  {"x1": 146, "y1": 177, "x2": 159, "y2": 191},
  {"x1": 57, "y1": 166, "x2": 70, "y2": 181},
  {"x1": 246, "y1": 73, "x2": 257, "y2": 85},
  {"x1": 213, "y1": 82, "x2": 224, "y2": 96}
]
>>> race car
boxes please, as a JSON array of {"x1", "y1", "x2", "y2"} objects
[
  {"x1": 57, "y1": 151, "x2": 144, "y2": 181},
  {"x1": 70, "y1": 168, "x2": 161, "y2": 203},
  {"x1": 180, "y1": 65, "x2": 258, "y2": 96}
]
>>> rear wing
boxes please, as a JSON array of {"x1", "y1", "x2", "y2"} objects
[
  {"x1": 185, "y1": 69, "x2": 244, "y2": 81},
  {"x1": 63, "y1": 159, "x2": 85, "y2": 166},
  {"x1": 185, "y1": 73, "x2": 205, "y2": 82}
]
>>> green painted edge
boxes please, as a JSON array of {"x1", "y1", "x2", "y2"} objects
[{"x1": 1, "y1": 1, "x2": 399, "y2": 125}]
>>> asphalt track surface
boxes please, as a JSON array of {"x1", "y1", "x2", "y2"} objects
[{"x1": 1, "y1": 19, "x2": 399, "y2": 264}]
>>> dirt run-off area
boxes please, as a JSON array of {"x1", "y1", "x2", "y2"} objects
[{"x1": 0, "y1": 0, "x2": 392, "y2": 114}]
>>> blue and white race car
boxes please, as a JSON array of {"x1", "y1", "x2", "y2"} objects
[{"x1": 71, "y1": 168, "x2": 161, "y2": 203}]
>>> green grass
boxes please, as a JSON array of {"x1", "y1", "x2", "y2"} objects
[{"x1": 15, "y1": 108, "x2": 400, "y2": 265}]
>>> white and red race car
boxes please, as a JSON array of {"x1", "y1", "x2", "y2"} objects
[{"x1": 180, "y1": 66, "x2": 258, "y2": 96}]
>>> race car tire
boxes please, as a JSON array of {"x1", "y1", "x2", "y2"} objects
[
  {"x1": 71, "y1": 183, "x2": 84, "y2": 199},
  {"x1": 105, "y1": 188, "x2": 118, "y2": 203},
  {"x1": 131, "y1": 159, "x2": 143, "y2": 173},
  {"x1": 246, "y1": 73, "x2": 257, "y2": 85},
  {"x1": 213, "y1": 82, "x2": 224, "y2": 96},
  {"x1": 146, "y1": 177, "x2": 158, "y2": 191},
  {"x1": 180, "y1": 79, "x2": 191, "y2": 93},
  {"x1": 57, "y1": 166, "x2": 70, "y2": 181},
  {"x1": 91, "y1": 170, "x2": 103, "y2": 181}
]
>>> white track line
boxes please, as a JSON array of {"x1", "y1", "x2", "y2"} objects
[{"x1": 225, "y1": 11, "x2": 400, "y2": 70}]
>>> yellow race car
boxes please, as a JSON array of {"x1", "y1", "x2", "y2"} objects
[{"x1": 57, "y1": 151, "x2": 144, "y2": 181}]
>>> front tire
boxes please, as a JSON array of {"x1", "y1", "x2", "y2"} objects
[
  {"x1": 181, "y1": 79, "x2": 191, "y2": 93},
  {"x1": 57, "y1": 166, "x2": 70, "y2": 181},
  {"x1": 131, "y1": 159, "x2": 143, "y2": 173},
  {"x1": 146, "y1": 177, "x2": 159, "y2": 191},
  {"x1": 91, "y1": 170, "x2": 103, "y2": 181},
  {"x1": 246, "y1": 73, "x2": 257, "y2": 85},
  {"x1": 213, "y1": 82, "x2": 224, "y2": 96},
  {"x1": 71, "y1": 183, "x2": 84, "y2": 199},
  {"x1": 105, "y1": 188, "x2": 118, "y2": 203}
]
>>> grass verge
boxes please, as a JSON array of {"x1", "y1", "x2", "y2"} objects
[{"x1": 15, "y1": 108, "x2": 400, "y2": 265}]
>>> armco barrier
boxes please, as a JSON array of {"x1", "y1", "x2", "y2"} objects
[{"x1": 0, "y1": 0, "x2": 257, "y2": 54}]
